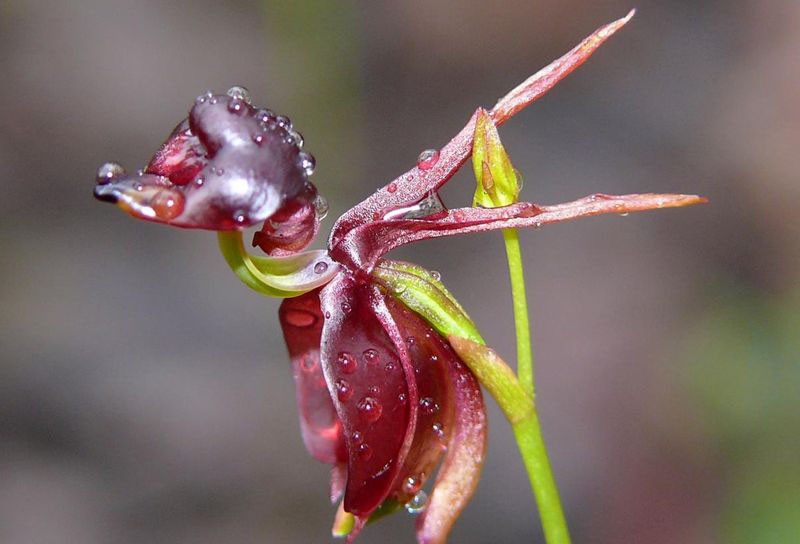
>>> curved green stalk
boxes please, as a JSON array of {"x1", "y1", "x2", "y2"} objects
[
  {"x1": 503, "y1": 228, "x2": 534, "y2": 396},
  {"x1": 373, "y1": 261, "x2": 570, "y2": 544}
]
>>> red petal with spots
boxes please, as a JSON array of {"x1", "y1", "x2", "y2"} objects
[
  {"x1": 417, "y1": 353, "x2": 486, "y2": 544},
  {"x1": 382, "y1": 296, "x2": 456, "y2": 507},
  {"x1": 319, "y1": 274, "x2": 418, "y2": 517},
  {"x1": 279, "y1": 289, "x2": 345, "y2": 465}
]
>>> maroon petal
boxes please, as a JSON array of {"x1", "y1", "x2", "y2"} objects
[
  {"x1": 279, "y1": 289, "x2": 345, "y2": 465},
  {"x1": 332, "y1": 193, "x2": 707, "y2": 270},
  {"x1": 381, "y1": 296, "x2": 458, "y2": 507},
  {"x1": 417, "y1": 354, "x2": 486, "y2": 544},
  {"x1": 319, "y1": 274, "x2": 418, "y2": 517},
  {"x1": 329, "y1": 11, "x2": 635, "y2": 248},
  {"x1": 95, "y1": 90, "x2": 318, "y2": 232}
]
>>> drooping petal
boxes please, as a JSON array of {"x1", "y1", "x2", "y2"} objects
[
  {"x1": 329, "y1": 11, "x2": 635, "y2": 248},
  {"x1": 279, "y1": 290, "x2": 345, "y2": 465},
  {"x1": 332, "y1": 193, "x2": 707, "y2": 270},
  {"x1": 381, "y1": 295, "x2": 458, "y2": 507},
  {"x1": 417, "y1": 351, "x2": 486, "y2": 544},
  {"x1": 319, "y1": 274, "x2": 418, "y2": 517},
  {"x1": 95, "y1": 90, "x2": 318, "y2": 232}
]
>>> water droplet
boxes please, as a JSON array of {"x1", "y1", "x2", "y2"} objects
[
  {"x1": 288, "y1": 129, "x2": 304, "y2": 148},
  {"x1": 337, "y1": 352, "x2": 357, "y2": 374},
  {"x1": 195, "y1": 176, "x2": 205, "y2": 187},
  {"x1": 429, "y1": 354, "x2": 439, "y2": 364},
  {"x1": 284, "y1": 308, "x2": 317, "y2": 328},
  {"x1": 368, "y1": 385, "x2": 380, "y2": 395},
  {"x1": 352, "y1": 431, "x2": 364, "y2": 444},
  {"x1": 430, "y1": 270, "x2": 441, "y2": 282},
  {"x1": 299, "y1": 152, "x2": 316, "y2": 176},
  {"x1": 335, "y1": 379, "x2": 353, "y2": 402},
  {"x1": 403, "y1": 475, "x2": 423, "y2": 495},
  {"x1": 387, "y1": 182, "x2": 397, "y2": 193},
  {"x1": 96, "y1": 162, "x2": 125, "y2": 184},
  {"x1": 227, "y1": 97, "x2": 245, "y2": 114},
  {"x1": 420, "y1": 397, "x2": 439, "y2": 414},
  {"x1": 256, "y1": 109, "x2": 275, "y2": 124},
  {"x1": 213, "y1": 167, "x2": 225, "y2": 176},
  {"x1": 406, "y1": 336, "x2": 416, "y2": 346},
  {"x1": 314, "y1": 261, "x2": 328, "y2": 274},
  {"x1": 226, "y1": 85, "x2": 252, "y2": 104},
  {"x1": 341, "y1": 301, "x2": 352, "y2": 314},
  {"x1": 148, "y1": 190, "x2": 184, "y2": 220},
  {"x1": 363, "y1": 349, "x2": 379, "y2": 365},
  {"x1": 314, "y1": 194, "x2": 329, "y2": 220},
  {"x1": 357, "y1": 443, "x2": 373, "y2": 460},
  {"x1": 381, "y1": 191, "x2": 446, "y2": 221},
  {"x1": 324, "y1": 311, "x2": 331, "y2": 319},
  {"x1": 276, "y1": 115, "x2": 292, "y2": 129},
  {"x1": 253, "y1": 133, "x2": 264, "y2": 145},
  {"x1": 394, "y1": 284, "x2": 406, "y2": 295},
  {"x1": 209, "y1": 96, "x2": 219, "y2": 105},
  {"x1": 357, "y1": 396, "x2": 383, "y2": 423},
  {"x1": 398, "y1": 393, "x2": 407, "y2": 404},
  {"x1": 405, "y1": 490, "x2": 428, "y2": 514},
  {"x1": 533, "y1": 221, "x2": 542, "y2": 229},
  {"x1": 134, "y1": 183, "x2": 144, "y2": 192},
  {"x1": 416, "y1": 148, "x2": 440, "y2": 170},
  {"x1": 432, "y1": 422, "x2": 446, "y2": 443},
  {"x1": 619, "y1": 212, "x2": 629, "y2": 217},
  {"x1": 384, "y1": 361, "x2": 396, "y2": 372},
  {"x1": 234, "y1": 212, "x2": 247, "y2": 224}
]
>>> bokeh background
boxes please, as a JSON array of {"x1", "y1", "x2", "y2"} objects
[{"x1": 1, "y1": 1, "x2": 798, "y2": 542}]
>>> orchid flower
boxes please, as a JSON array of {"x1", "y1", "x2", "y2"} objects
[{"x1": 94, "y1": 11, "x2": 706, "y2": 544}]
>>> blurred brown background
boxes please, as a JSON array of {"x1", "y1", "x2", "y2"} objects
[{"x1": 1, "y1": 1, "x2": 798, "y2": 542}]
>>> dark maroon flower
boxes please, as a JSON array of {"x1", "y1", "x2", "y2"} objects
[
  {"x1": 94, "y1": 86, "x2": 323, "y2": 253},
  {"x1": 94, "y1": 11, "x2": 706, "y2": 544}
]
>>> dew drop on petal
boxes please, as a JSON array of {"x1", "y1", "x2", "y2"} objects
[
  {"x1": 430, "y1": 270, "x2": 441, "y2": 282},
  {"x1": 384, "y1": 361, "x2": 396, "y2": 372},
  {"x1": 513, "y1": 168, "x2": 524, "y2": 192},
  {"x1": 96, "y1": 162, "x2": 125, "y2": 184},
  {"x1": 195, "y1": 176, "x2": 205, "y2": 187},
  {"x1": 313, "y1": 261, "x2": 328, "y2": 274},
  {"x1": 356, "y1": 396, "x2": 383, "y2": 423},
  {"x1": 324, "y1": 311, "x2": 331, "y2": 319},
  {"x1": 416, "y1": 148, "x2": 439, "y2": 170},
  {"x1": 336, "y1": 352, "x2": 357, "y2": 374},
  {"x1": 150, "y1": 190, "x2": 185, "y2": 220},
  {"x1": 276, "y1": 115, "x2": 292, "y2": 129},
  {"x1": 335, "y1": 378, "x2": 353, "y2": 402},
  {"x1": 352, "y1": 431, "x2": 364, "y2": 444},
  {"x1": 432, "y1": 422, "x2": 446, "y2": 443},
  {"x1": 226, "y1": 85, "x2": 252, "y2": 104},
  {"x1": 405, "y1": 490, "x2": 428, "y2": 514},
  {"x1": 402, "y1": 475, "x2": 423, "y2": 495},
  {"x1": 419, "y1": 397, "x2": 439, "y2": 414},
  {"x1": 362, "y1": 349, "x2": 379, "y2": 365},
  {"x1": 398, "y1": 393, "x2": 407, "y2": 404},
  {"x1": 387, "y1": 182, "x2": 397, "y2": 193},
  {"x1": 357, "y1": 443, "x2": 373, "y2": 461},
  {"x1": 341, "y1": 301, "x2": 352, "y2": 314}
]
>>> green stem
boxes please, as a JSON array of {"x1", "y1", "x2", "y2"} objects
[
  {"x1": 502, "y1": 228, "x2": 534, "y2": 396},
  {"x1": 512, "y1": 404, "x2": 571, "y2": 544}
]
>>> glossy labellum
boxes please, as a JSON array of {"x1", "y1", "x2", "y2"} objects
[{"x1": 94, "y1": 87, "x2": 320, "y2": 243}]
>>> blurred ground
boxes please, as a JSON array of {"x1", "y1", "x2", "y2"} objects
[{"x1": 1, "y1": 1, "x2": 798, "y2": 543}]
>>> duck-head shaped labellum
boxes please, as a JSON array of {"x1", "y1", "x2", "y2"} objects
[{"x1": 94, "y1": 87, "x2": 321, "y2": 252}]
